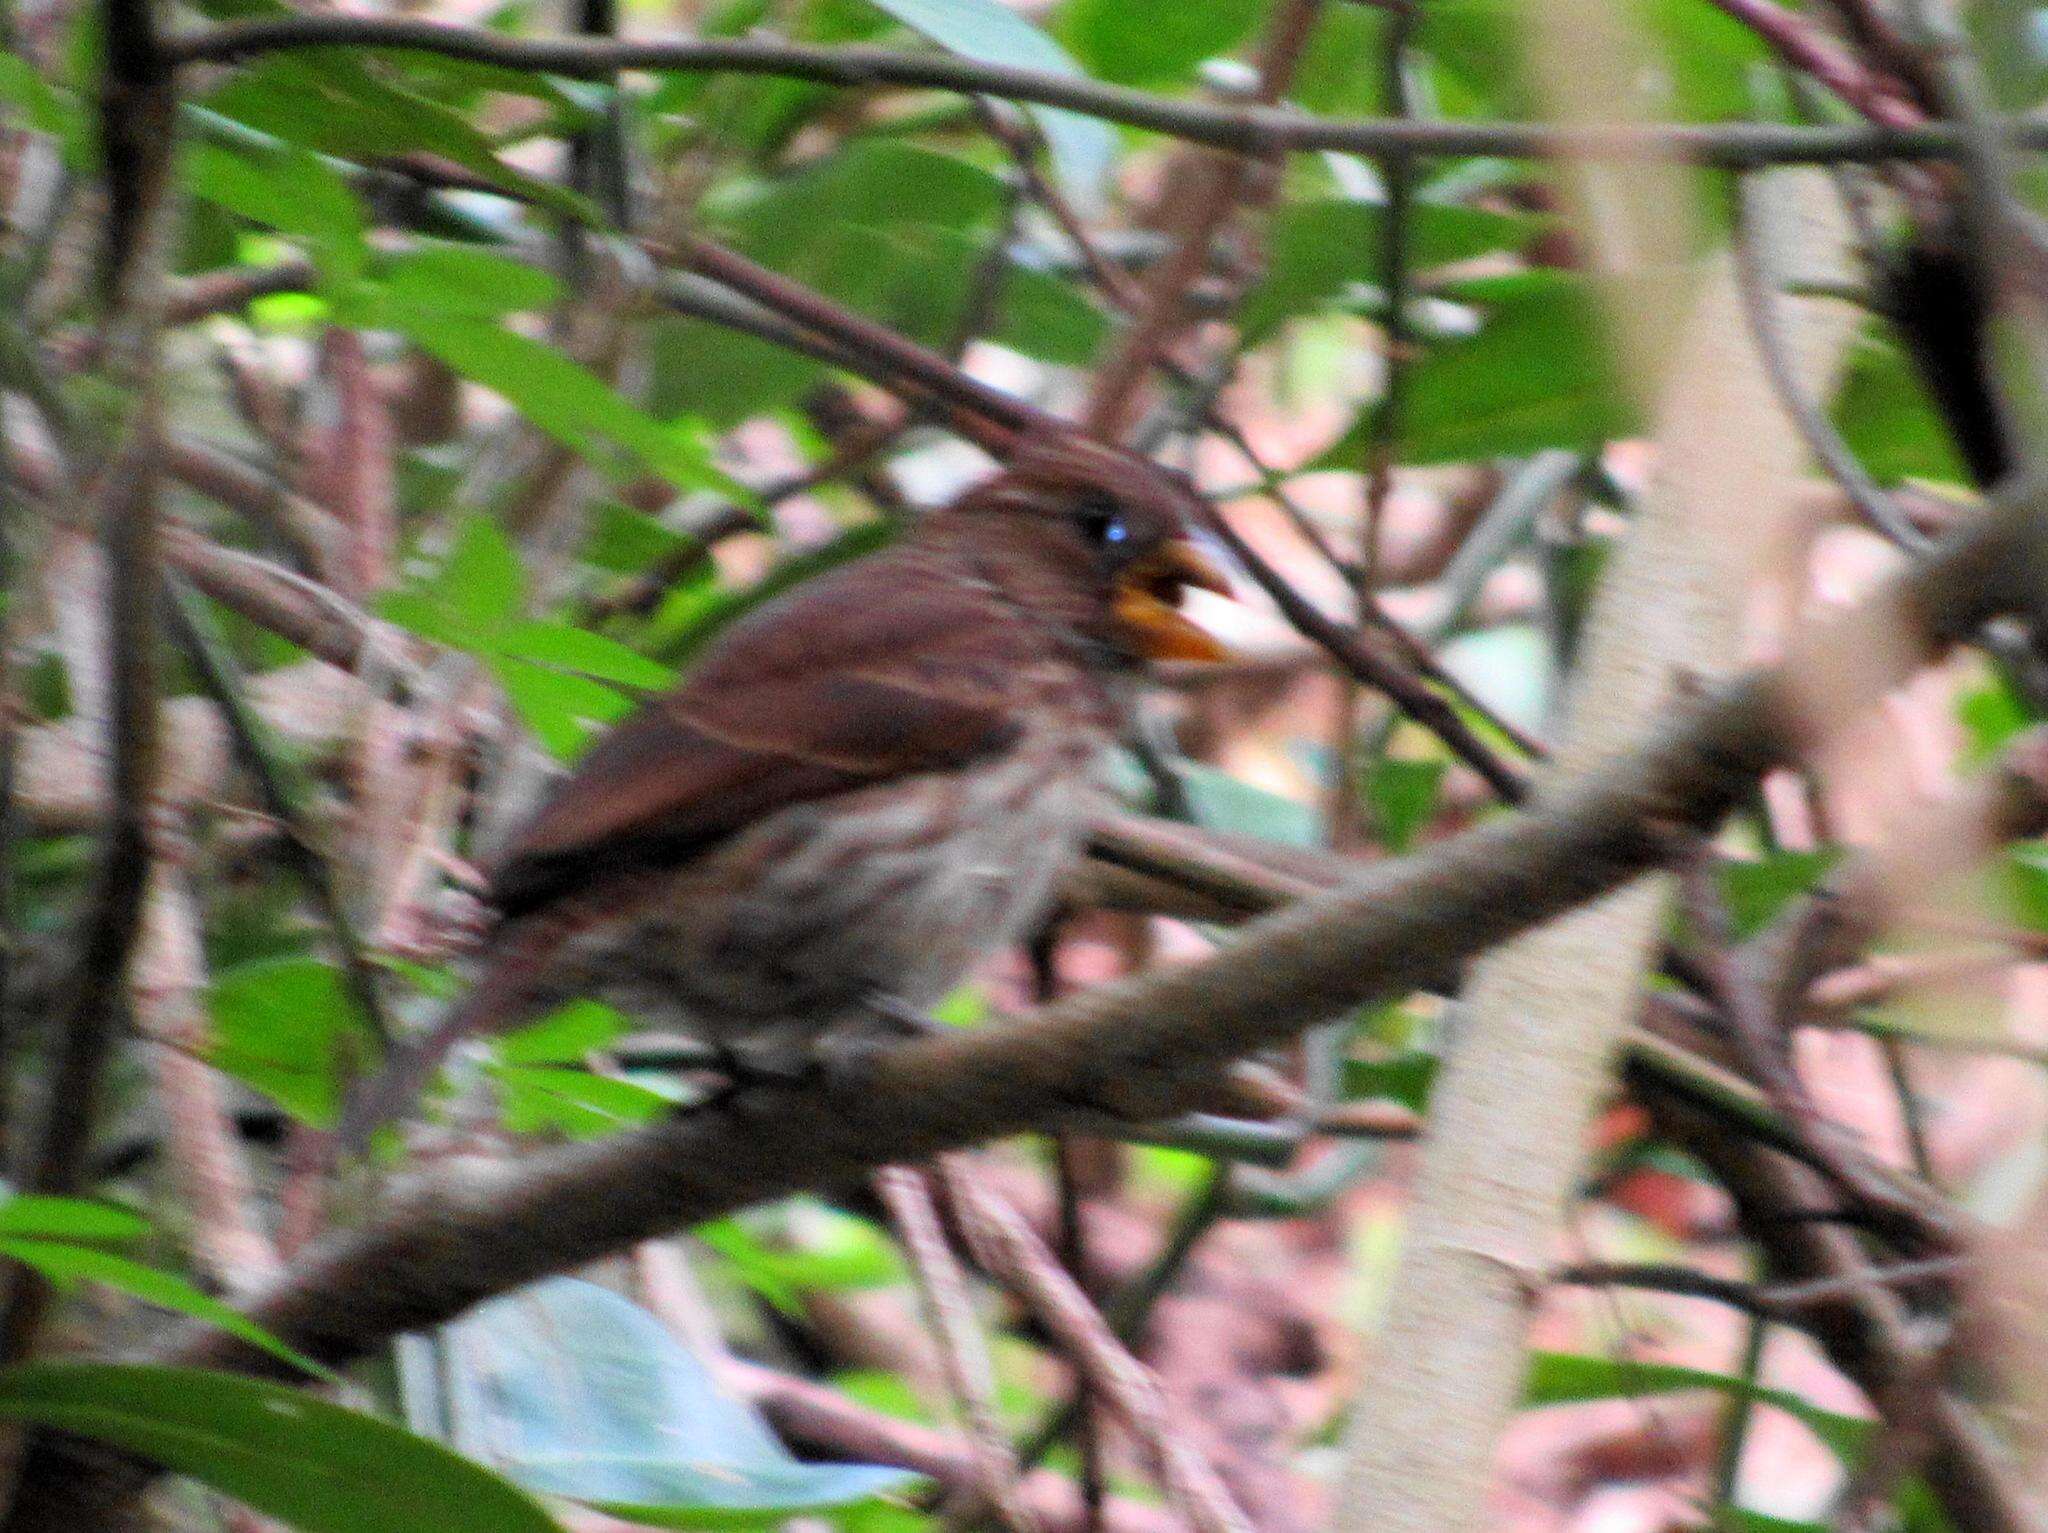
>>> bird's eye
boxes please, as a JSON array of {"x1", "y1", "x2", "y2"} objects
[{"x1": 1076, "y1": 495, "x2": 1129, "y2": 549}]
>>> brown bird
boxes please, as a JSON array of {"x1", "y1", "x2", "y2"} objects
[{"x1": 342, "y1": 431, "x2": 1229, "y2": 1143}]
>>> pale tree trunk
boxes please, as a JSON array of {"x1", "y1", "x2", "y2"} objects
[{"x1": 1332, "y1": 169, "x2": 1861, "y2": 1533}]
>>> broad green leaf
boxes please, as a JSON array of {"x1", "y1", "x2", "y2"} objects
[
  {"x1": 1383, "y1": 273, "x2": 1636, "y2": 463},
  {"x1": 0, "y1": 1243, "x2": 327, "y2": 1379},
  {"x1": 382, "y1": 247, "x2": 562, "y2": 318},
  {"x1": 498, "y1": 622, "x2": 675, "y2": 689},
  {"x1": 380, "y1": 516, "x2": 524, "y2": 651},
  {"x1": 721, "y1": 142, "x2": 1005, "y2": 268},
  {"x1": 0, "y1": 1363, "x2": 563, "y2": 1533},
  {"x1": 441, "y1": 515, "x2": 526, "y2": 629},
  {"x1": 496, "y1": 1001, "x2": 633, "y2": 1066},
  {"x1": 1056, "y1": 0, "x2": 1263, "y2": 84},
  {"x1": 649, "y1": 316, "x2": 826, "y2": 430},
  {"x1": 206, "y1": 957, "x2": 375, "y2": 1127},
  {"x1": 863, "y1": 0, "x2": 1114, "y2": 208},
  {"x1": 1720, "y1": 848, "x2": 1843, "y2": 939},
  {"x1": 0, "y1": 54, "x2": 77, "y2": 143},
  {"x1": 490, "y1": 1066, "x2": 676, "y2": 1138},
  {"x1": 442, "y1": 1279, "x2": 917, "y2": 1526},
  {"x1": 0, "y1": 1196, "x2": 145, "y2": 1243},
  {"x1": 1241, "y1": 198, "x2": 1542, "y2": 341}
]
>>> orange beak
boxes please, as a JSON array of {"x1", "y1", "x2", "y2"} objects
[{"x1": 1113, "y1": 541, "x2": 1234, "y2": 663}]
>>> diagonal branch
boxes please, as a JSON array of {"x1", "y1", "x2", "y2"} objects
[{"x1": 8, "y1": 461, "x2": 2047, "y2": 1531}]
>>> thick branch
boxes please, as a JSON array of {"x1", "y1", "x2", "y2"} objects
[{"x1": 8, "y1": 464, "x2": 2045, "y2": 1530}]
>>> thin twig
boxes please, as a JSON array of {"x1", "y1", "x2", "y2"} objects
[
  {"x1": 937, "y1": 1161, "x2": 1254, "y2": 1533},
  {"x1": 876, "y1": 1165, "x2": 1039, "y2": 1533}
]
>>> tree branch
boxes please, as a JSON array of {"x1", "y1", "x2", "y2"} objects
[
  {"x1": 9, "y1": 452, "x2": 2048, "y2": 1528},
  {"x1": 163, "y1": 17, "x2": 2048, "y2": 169}
]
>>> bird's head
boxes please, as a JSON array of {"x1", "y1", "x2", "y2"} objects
[{"x1": 957, "y1": 431, "x2": 1233, "y2": 664}]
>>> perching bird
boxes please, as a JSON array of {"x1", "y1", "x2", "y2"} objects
[{"x1": 341, "y1": 431, "x2": 1229, "y2": 1144}]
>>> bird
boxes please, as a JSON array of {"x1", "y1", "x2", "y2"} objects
[{"x1": 339, "y1": 430, "x2": 1230, "y2": 1146}]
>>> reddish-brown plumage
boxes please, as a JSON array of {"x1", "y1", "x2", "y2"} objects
[{"x1": 342, "y1": 433, "x2": 1224, "y2": 1143}]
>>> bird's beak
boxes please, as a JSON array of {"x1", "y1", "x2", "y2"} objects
[{"x1": 1113, "y1": 541, "x2": 1234, "y2": 663}]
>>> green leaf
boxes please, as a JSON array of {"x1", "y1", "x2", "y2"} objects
[
  {"x1": 721, "y1": 142, "x2": 1005, "y2": 268},
  {"x1": 382, "y1": 246, "x2": 562, "y2": 317},
  {"x1": 201, "y1": 53, "x2": 594, "y2": 222},
  {"x1": 206, "y1": 957, "x2": 375, "y2": 1127},
  {"x1": 0, "y1": 1243, "x2": 329, "y2": 1380},
  {"x1": 1055, "y1": 0, "x2": 1264, "y2": 84},
  {"x1": 1241, "y1": 198, "x2": 1542, "y2": 341},
  {"x1": 0, "y1": 1196, "x2": 146, "y2": 1243},
  {"x1": 585, "y1": 503, "x2": 695, "y2": 575},
  {"x1": 0, "y1": 1362, "x2": 563, "y2": 1533},
  {"x1": 491, "y1": 658, "x2": 636, "y2": 761},
  {"x1": 1382, "y1": 272, "x2": 1636, "y2": 463},
  {"x1": 1720, "y1": 848, "x2": 1843, "y2": 939},
  {"x1": 1524, "y1": 1352, "x2": 1869, "y2": 1460},
  {"x1": 380, "y1": 516, "x2": 524, "y2": 652},
  {"x1": 1832, "y1": 327, "x2": 1970, "y2": 487},
  {"x1": 1342, "y1": 1053, "x2": 1439, "y2": 1110},
  {"x1": 0, "y1": 54, "x2": 78, "y2": 142},
  {"x1": 1958, "y1": 673, "x2": 2039, "y2": 765},
  {"x1": 1364, "y1": 757, "x2": 1446, "y2": 853},
  {"x1": 863, "y1": 0, "x2": 1114, "y2": 208},
  {"x1": 498, "y1": 622, "x2": 676, "y2": 689},
  {"x1": 185, "y1": 141, "x2": 367, "y2": 290},
  {"x1": 390, "y1": 312, "x2": 737, "y2": 494},
  {"x1": 442, "y1": 1279, "x2": 917, "y2": 1526},
  {"x1": 2001, "y1": 842, "x2": 2048, "y2": 933},
  {"x1": 490, "y1": 1066, "x2": 676, "y2": 1138},
  {"x1": 441, "y1": 515, "x2": 526, "y2": 629},
  {"x1": 698, "y1": 1205, "x2": 904, "y2": 1314},
  {"x1": 496, "y1": 1000, "x2": 633, "y2": 1066}
]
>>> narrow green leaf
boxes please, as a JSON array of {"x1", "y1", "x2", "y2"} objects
[
  {"x1": 0, "y1": 1244, "x2": 328, "y2": 1379},
  {"x1": 382, "y1": 247, "x2": 562, "y2": 318},
  {"x1": 490, "y1": 1066, "x2": 676, "y2": 1138},
  {"x1": 391, "y1": 312, "x2": 737, "y2": 495},
  {"x1": 0, "y1": 1196, "x2": 146, "y2": 1243},
  {"x1": 0, "y1": 1362, "x2": 563, "y2": 1533},
  {"x1": 491, "y1": 657, "x2": 636, "y2": 761},
  {"x1": 440, "y1": 516, "x2": 526, "y2": 630},
  {"x1": 185, "y1": 140, "x2": 367, "y2": 289},
  {"x1": 498, "y1": 622, "x2": 675, "y2": 688}
]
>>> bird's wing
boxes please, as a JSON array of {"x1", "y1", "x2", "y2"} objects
[{"x1": 488, "y1": 554, "x2": 1038, "y2": 916}]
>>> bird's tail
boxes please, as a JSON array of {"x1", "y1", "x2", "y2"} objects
[{"x1": 336, "y1": 916, "x2": 561, "y2": 1154}]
